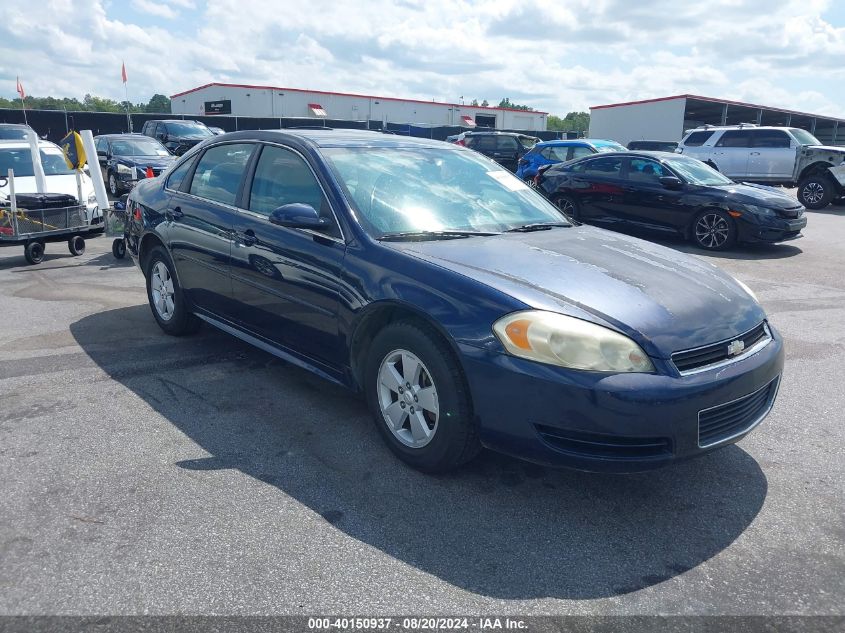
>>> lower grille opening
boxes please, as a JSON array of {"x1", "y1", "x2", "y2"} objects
[
  {"x1": 698, "y1": 378, "x2": 779, "y2": 447},
  {"x1": 534, "y1": 425, "x2": 672, "y2": 460}
]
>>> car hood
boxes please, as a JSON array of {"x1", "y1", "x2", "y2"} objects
[
  {"x1": 118, "y1": 155, "x2": 175, "y2": 168},
  {"x1": 805, "y1": 144, "x2": 845, "y2": 155},
  {"x1": 0, "y1": 173, "x2": 95, "y2": 202},
  {"x1": 386, "y1": 226, "x2": 766, "y2": 357},
  {"x1": 709, "y1": 182, "x2": 803, "y2": 210}
]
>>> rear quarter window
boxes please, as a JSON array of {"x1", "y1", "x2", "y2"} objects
[{"x1": 682, "y1": 131, "x2": 715, "y2": 147}]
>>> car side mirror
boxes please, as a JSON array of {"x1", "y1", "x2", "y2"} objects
[
  {"x1": 659, "y1": 176, "x2": 683, "y2": 190},
  {"x1": 269, "y1": 203, "x2": 329, "y2": 230}
]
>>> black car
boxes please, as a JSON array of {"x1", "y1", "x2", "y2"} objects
[
  {"x1": 537, "y1": 151, "x2": 807, "y2": 251},
  {"x1": 455, "y1": 131, "x2": 540, "y2": 172},
  {"x1": 627, "y1": 140, "x2": 679, "y2": 152},
  {"x1": 94, "y1": 134, "x2": 177, "y2": 196},
  {"x1": 140, "y1": 119, "x2": 214, "y2": 156}
]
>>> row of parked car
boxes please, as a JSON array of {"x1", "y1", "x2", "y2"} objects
[{"x1": 445, "y1": 124, "x2": 845, "y2": 251}]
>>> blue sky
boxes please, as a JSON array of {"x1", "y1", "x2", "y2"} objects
[{"x1": 1, "y1": 0, "x2": 844, "y2": 118}]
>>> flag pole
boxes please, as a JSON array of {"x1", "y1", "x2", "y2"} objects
[
  {"x1": 16, "y1": 76, "x2": 27, "y2": 125},
  {"x1": 122, "y1": 61, "x2": 132, "y2": 132},
  {"x1": 20, "y1": 96, "x2": 27, "y2": 126}
]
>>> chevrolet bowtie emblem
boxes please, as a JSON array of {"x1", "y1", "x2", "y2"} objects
[{"x1": 727, "y1": 340, "x2": 745, "y2": 356}]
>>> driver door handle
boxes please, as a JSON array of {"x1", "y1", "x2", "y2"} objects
[{"x1": 165, "y1": 206, "x2": 183, "y2": 221}]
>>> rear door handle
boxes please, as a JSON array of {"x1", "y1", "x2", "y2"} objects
[
  {"x1": 239, "y1": 229, "x2": 257, "y2": 246},
  {"x1": 165, "y1": 206, "x2": 183, "y2": 221},
  {"x1": 750, "y1": 151, "x2": 761, "y2": 156}
]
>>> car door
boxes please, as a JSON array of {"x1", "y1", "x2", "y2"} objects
[
  {"x1": 229, "y1": 143, "x2": 346, "y2": 369},
  {"x1": 569, "y1": 145, "x2": 595, "y2": 161},
  {"x1": 747, "y1": 129, "x2": 795, "y2": 179},
  {"x1": 711, "y1": 130, "x2": 751, "y2": 178},
  {"x1": 494, "y1": 135, "x2": 521, "y2": 172},
  {"x1": 165, "y1": 142, "x2": 256, "y2": 318},
  {"x1": 617, "y1": 157, "x2": 687, "y2": 233},
  {"x1": 569, "y1": 155, "x2": 626, "y2": 222}
]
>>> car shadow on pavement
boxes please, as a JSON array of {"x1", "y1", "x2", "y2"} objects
[{"x1": 70, "y1": 305, "x2": 768, "y2": 601}]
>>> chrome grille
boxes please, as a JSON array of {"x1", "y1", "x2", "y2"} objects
[{"x1": 672, "y1": 322, "x2": 771, "y2": 375}]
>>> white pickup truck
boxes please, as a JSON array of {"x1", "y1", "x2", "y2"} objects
[{"x1": 678, "y1": 125, "x2": 845, "y2": 210}]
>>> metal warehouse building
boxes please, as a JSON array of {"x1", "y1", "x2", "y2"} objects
[
  {"x1": 171, "y1": 83, "x2": 548, "y2": 131},
  {"x1": 589, "y1": 94, "x2": 845, "y2": 146}
]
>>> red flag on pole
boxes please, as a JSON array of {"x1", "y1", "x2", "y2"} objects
[
  {"x1": 16, "y1": 76, "x2": 25, "y2": 100},
  {"x1": 121, "y1": 62, "x2": 127, "y2": 84}
]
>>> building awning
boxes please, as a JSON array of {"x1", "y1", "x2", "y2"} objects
[
  {"x1": 461, "y1": 115, "x2": 477, "y2": 127},
  {"x1": 309, "y1": 103, "x2": 327, "y2": 117}
]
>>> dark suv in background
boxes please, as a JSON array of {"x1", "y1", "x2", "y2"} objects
[
  {"x1": 140, "y1": 119, "x2": 214, "y2": 156},
  {"x1": 94, "y1": 133, "x2": 177, "y2": 196},
  {"x1": 452, "y1": 131, "x2": 540, "y2": 172}
]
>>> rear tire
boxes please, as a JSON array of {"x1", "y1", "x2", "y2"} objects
[
  {"x1": 692, "y1": 209, "x2": 736, "y2": 251},
  {"x1": 551, "y1": 193, "x2": 580, "y2": 221},
  {"x1": 798, "y1": 175, "x2": 835, "y2": 209},
  {"x1": 24, "y1": 241, "x2": 45, "y2": 265},
  {"x1": 365, "y1": 321, "x2": 480, "y2": 472},
  {"x1": 145, "y1": 246, "x2": 200, "y2": 336},
  {"x1": 68, "y1": 236, "x2": 85, "y2": 256}
]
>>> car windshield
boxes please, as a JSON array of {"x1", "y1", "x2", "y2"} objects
[
  {"x1": 324, "y1": 147, "x2": 570, "y2": 237},
  {"x1": 665, "y1": 156, "x2": 733, "y2": 186},
  {"x1": 0, "y1": 127, "x2": 30, "y2": 140},
  {"x1": 108, "y1": 138, "x2": 171, "y2": 156},
  {"x1": 595, "y1": 143, "x2": 625, "y2": 153},
  {"x1": 167, "y1": 122, "x2": 213, "y2": 138},
  {"x1": 789, "y1": 128, "x2": 822, "y2": 146},
  {"x1": 0, "y1": 147, "x2": 76, "y2": 177}
]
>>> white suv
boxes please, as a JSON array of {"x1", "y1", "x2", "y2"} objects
[{"x1": 678, "y1": 125, "x2": 845, "y2": 209}]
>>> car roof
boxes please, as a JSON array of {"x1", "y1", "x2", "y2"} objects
[
  {"x1": 208, "y1": 129, "x2": 456, "y2": 149},
  {"x1": 96, "y1": 133, "x2": 149, "y2": 139},
  {"x1": 0, "y1": 139, "x2": 60, "y2": 150},
  {"x1": 0, "y1": 123, "x2": 34, "y2": 129}
]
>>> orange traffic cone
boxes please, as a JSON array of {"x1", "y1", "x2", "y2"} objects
[{"x1": 145, "y1": 166, "x2": 154, "y2": 179}]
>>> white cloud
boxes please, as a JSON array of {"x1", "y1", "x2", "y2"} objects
[
  {"x1": 131, "y1": 0, "x2": 178, "y2": 19},
  {"x1": 1, "y1": 0, "x2": 843, "y2": 118}
]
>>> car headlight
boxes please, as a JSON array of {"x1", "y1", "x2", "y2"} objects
[
  {"x1": 493, "y1": 311, "x2": 655, "y2": 373},
  {"x1": 733, "y1": 277, "x2": 758, "y2": 302},
  {"x1": 738, "y1": 204, "x2": 776, "y2": 217},
  {"x1": 116, "y1": 163, "x2": 132, "y2": 175}
]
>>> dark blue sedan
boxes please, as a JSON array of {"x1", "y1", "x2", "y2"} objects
[{"x1": 125, "y1": 130, "x2": 783, "y2": 473}]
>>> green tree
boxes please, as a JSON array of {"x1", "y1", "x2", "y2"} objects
[
  {"x1": 547, "y1": 111, "x2": 590, "y2": 134},
  {"x1": 146, "y1": 93, "x2": 171, "y2": 113},
  {"x1": 470, "y1": 98, "x2": 479, "y2": 107},
  {"x1": 481, "y1": 99, "x2": 489, "y2": 107},
  {"x1": 498, "y1": 98, "x2": 532, "y2": 111}
]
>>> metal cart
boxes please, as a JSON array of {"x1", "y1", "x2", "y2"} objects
[
  {"x1": 104, "y1": 194, "x2": 129, "y2": 259},
  {"x1": 0, "y1": 170, "x2": 104, "y2": 265}
]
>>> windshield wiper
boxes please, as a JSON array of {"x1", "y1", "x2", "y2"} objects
[
  {"x1": 377, "y1": 230, "x2": 500, "y2": 241},
  {"x1": 505, "y1": 222, "x2": 571, "y2": 233}
]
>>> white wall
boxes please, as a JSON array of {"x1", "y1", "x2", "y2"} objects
[
  {"x1": 171, "y1": 85, "x2": 547, "y2": 130},
  {"x1": 588, "y1": 98, "x2": 687, "y2": 145}
]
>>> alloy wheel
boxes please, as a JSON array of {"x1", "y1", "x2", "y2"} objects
[
  {"x1": 109, "y1": 174, "x2": 118, "y2": 197},
  {"x1": 695, "y1": 213, "x2": 730, "y2": 249},
  {"x1": 377, "y1": 349, "x2": 439, "y2": 448},
  {"x1": 802, "y1": 181, "x2": 825, "y2": 205},
  {"x1": 150, "y1": 261, "x2": 176, "y2": 321}
]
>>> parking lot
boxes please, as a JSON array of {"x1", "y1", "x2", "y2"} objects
[{"x1": 0, "y1": 205, "x2": 843, "y2": 616}]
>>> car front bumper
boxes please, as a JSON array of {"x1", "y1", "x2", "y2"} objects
[
  {"x1": 738, "y1": 214, "x2": 807, "y2": 244},
  {"x1": 460, "y1": 324, "x2": 784, "y2": 473}
]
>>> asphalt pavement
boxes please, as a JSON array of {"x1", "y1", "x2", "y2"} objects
[{"x1": 0, "y1": 209, "x2": 843, "y2": 616}]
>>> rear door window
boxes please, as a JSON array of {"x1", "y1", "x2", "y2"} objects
[
  {"x1": 188, "y1": 143, "x2": 255, "y2": 206},
  {"x1": 570, "y1": 146, "x2": 594, "y2": 160},
  {"x1": 715, "y1": 130, "x2": 752, "y2": 147},
  {"x1": 473, "y1": 135, "x2": 496, "y2": 151},
  {"x1": 496, "y1": 136, "x2": 520, "y2": 151},
  {"x1": 581, "y1": 156, "x2": 624, "y2": 177},
  {"x1": 548, "y1": 146, "x2": 570, "y2": 161}
]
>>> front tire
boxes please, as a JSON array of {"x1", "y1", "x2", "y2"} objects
[
  {"x1": 145, "y1": 246, "x2": 200, "y2": 336},
  {"x1": 24, "y1": 241, "x2": 45, "y2": 265},
  {"x1": 692, "y1": 209, "x2": 736, "y2": 251},
  {"x1": 108, "y1": 172, "x2": 120, "y2": 198},
  {"x1": 551, "y1": 193, "x2": 580, "y2": 221},
  {"x1": 365, "y1": 321, "x2": 479, "y2": 472},
  {"x1": 798, "y1": 175, "x2": 835, "y2": 209}
]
